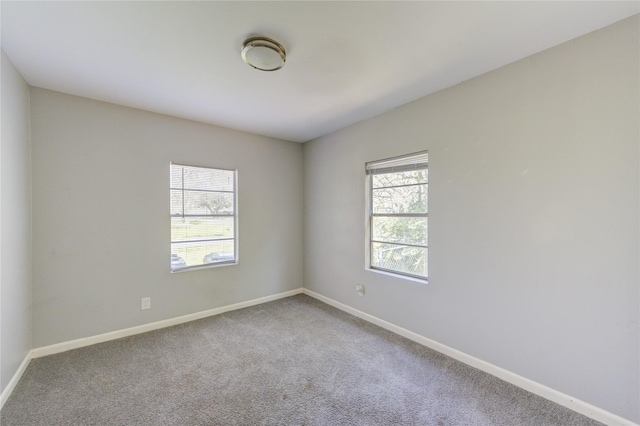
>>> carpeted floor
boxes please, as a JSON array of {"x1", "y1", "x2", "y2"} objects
[{"x1": 1, "y1": 294, "x2": 604, "y2": 425}]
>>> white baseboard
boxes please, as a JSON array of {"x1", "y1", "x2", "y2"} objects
[
  {"x1": 31, "y1": 288, "x2": 304, "y2": 359},
  {"x1": 0, "y1": 351, "x2": 32, "y2": 410},
  {"x1": 302, "y1": 289, "x2": 638, "y2": 426}
]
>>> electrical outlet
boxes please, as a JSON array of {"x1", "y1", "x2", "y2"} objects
[
  {"x1": 356, "y1": 284, "x2": 365, "y2": 296},
  {"x1": 141, "y1": 297, "x2": 151, "y2": 310}
]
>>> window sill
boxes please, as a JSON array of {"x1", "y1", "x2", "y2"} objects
[
  {"x1": 171, "y1": 261, "x2": 237, "y2": 274},
  {"x1": 366, "y1": 267, "x2": 428, "y2": 284}
]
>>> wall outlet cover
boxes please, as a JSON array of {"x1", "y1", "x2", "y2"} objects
[{"x1": 141, "y1": 297, "x2": 151, "y2": 310}]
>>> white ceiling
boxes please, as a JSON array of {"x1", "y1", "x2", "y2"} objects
[{"x1": 2, "y1": 1, "x2": 638, "y2": 143}]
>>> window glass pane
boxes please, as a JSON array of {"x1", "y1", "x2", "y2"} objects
[
  {"x1": 371, "y1": 242, "x2": 427, "y2": 278},
  {"x1": 372, "y1": 217, "x2": 427, "y2": 245},
  {"x1": 372, "y1": 184, "x2": 427, "y2": 214},
  {"x1": 372, "y1": 169, "x2": 427, "y2": 189},
  {"x1": 170, "y1": 168, "x2": 183, "y2": 189},
  {"x1": 184, "y1": 167, "x2": 233, "y2": 191},
  {"x1": 171, "y1": 217, "x2": 234, "y2": 242},
  {"x1": 170, "y1": 190, "x2": 234, "y2": 216},
  {"x1": 171, "y1": 240, "x2": 235, "y2": 269},
  {"x1": 176, "y1": 166, "x2": 234, "y2": 192},
  {"x1": 171, "y1": 163, "x2": 236, "y2": 271}
]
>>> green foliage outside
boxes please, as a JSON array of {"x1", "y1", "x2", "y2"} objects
[{"x1": 372, "y1": 169, "x2": 428, "y2": 277}]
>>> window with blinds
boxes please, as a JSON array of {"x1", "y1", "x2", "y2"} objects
[
  {"x1": 366, "y1": 151, "x2": 428, "y2": 280},
  {"x1": 170, "y1": 163, "x2": 237, "y2": 272}
]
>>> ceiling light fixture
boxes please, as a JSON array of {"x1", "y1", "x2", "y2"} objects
[{"x1": 241, "y1": 37, "x2": 286, "y2": 71}]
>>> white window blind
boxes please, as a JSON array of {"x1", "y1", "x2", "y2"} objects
[
  {"x1": 170, "y1": 163, "x2": 237, "y2": 272},
  {"x1": 367, "y1": 151, "x2": 428, "y2": 280},
  {"x1": 366, "y1": 151, "x2": 428, "y2": 175}
]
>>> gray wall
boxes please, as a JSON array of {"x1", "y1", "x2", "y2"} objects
[
  {"x1": 1, "y1": 50, "x2": 32, "y2": 393},
  {"x1": 30, "y1": 89, "x2": 304, "y2": 347},
  {"x1": 303, "y1": 16, "x2": 639, "y2": 422}
]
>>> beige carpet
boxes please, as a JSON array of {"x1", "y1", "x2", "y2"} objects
[{"x1": 1, "y1": 294, "x2": 604, "y2": 425}]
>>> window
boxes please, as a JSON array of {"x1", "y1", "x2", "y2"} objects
[
  {"x1": 170, "y1": 163, "x2": 237, "y2": 272},
  {"x1": 366, "y1": 151, "x2": 428, "y2": 280}
]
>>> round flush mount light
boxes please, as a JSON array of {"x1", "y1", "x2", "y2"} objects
[{"x1": 241, "y1": 37, "x2": 286, "y2": 71}]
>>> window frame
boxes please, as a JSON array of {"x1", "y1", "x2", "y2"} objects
[
  {"x1": 170, "y1": 162, "x2": 238, "y2": 273},
  {"x1": 366, "y1": 151, "x2": 428, "y2": 282}
]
